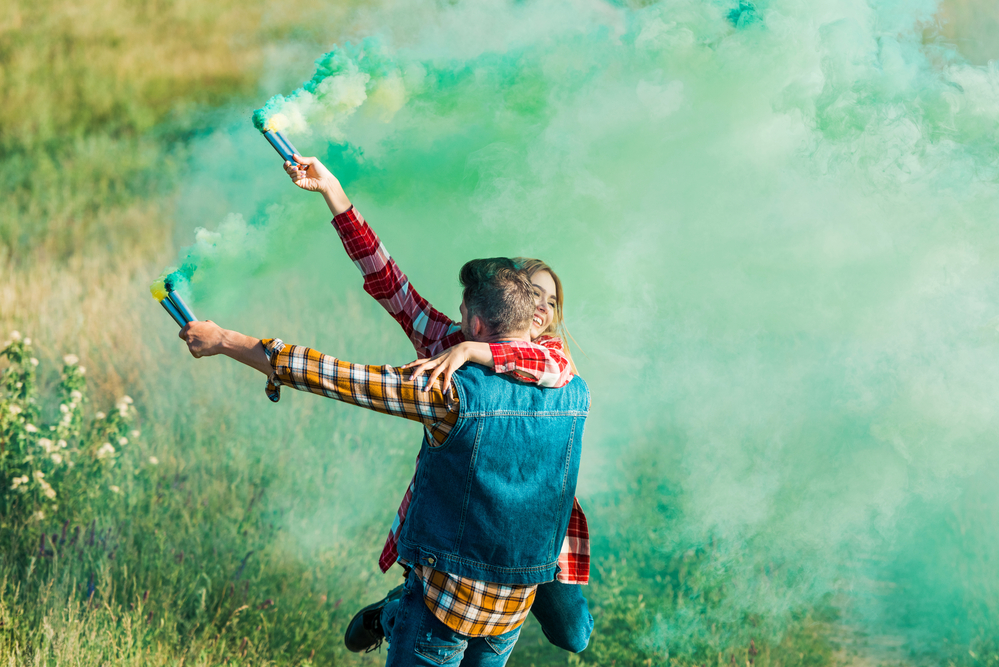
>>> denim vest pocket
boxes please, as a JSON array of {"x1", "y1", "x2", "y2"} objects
[{"x1": 483, "y1": 626, "x2": 522, "y2": 656}]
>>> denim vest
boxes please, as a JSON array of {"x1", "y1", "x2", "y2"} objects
[{"x1": 396, "y1": 363, "x2": 589, "y2": 585}]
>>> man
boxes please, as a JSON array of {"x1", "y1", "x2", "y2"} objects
[{"x1": 180, "y1": 259, "x2": 589, "y2": 666}]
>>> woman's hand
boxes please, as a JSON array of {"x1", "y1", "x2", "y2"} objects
[
  {"x1": 284, "y1": 155, "x2": 352, "y2": 216},
  {"x1": 402, "y1": 342, "x2": 493, "y2": 393}
]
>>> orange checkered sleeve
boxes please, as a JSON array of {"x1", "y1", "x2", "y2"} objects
[{"x1": 260, "y1": 338, "x2": 458, "y2": 446}]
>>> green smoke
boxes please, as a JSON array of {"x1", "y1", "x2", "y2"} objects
[{"x1": 166, "y1": 0, "x2": 999, "y2": 659}]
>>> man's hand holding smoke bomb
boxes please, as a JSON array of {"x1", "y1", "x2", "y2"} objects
[
  {"x1": 179, "y1": 321, "x2": 273, "y2": 377},
  {"x1": 284, "y1": 155, "x2": 352, "y2": 216}
]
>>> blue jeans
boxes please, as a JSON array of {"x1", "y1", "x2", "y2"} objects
[
  {"x1": 530, "y1": 580, "x2": 593, "y2": 653},
  {"x1": 380, "y1": 570, "x2": 522, "y2": 667}
]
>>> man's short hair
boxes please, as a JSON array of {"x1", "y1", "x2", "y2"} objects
[{"x1": 459, "y1": 258, "x2": 535, "y2": 337}]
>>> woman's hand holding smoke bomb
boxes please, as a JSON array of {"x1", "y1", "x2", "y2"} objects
[{"x1": 284, "y1": 155, "x2": 352, "y2": 216}]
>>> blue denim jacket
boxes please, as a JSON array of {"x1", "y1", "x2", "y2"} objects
[{"x1": 397, "y1": 363, "x2": 589, "y2": 585}]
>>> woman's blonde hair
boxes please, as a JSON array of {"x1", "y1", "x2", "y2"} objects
[{"x1": 513, "y1": 257, "x2": 578, "y2": 375}]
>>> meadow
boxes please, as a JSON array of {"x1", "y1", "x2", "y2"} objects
[{"x1": 2, "y1": 0, "x2": 999, "y2": 665}]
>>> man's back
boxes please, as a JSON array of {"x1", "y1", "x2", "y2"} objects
[{"x1": 398, "y1": 363, "x2": 590, "y2": 586}]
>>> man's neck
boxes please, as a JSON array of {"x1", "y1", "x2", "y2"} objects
[{"x1": 478, "y1": 330, "x2": 531, "y2": 344}]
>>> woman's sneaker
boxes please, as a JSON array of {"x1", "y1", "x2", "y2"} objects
[{"x1": 344, "y1": 584, "x2": 406, "y2": 653}]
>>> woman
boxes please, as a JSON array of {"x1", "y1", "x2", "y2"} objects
[{"x1": 284, "y1": 154, "x2": 593, "y2": 654}]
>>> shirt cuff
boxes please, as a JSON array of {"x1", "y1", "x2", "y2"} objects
[
  {"x1": 489, "y1": 342, "x2": 515, "y2": 373},
  {"x1": 260, "y1": 338, "x2": 286, "y2": 402}
]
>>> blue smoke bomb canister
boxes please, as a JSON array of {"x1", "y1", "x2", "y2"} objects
[
  {"x1": 166, "y1": 290, "x2": 198, "y2": 324},
  {"x1": 263, "y1": 130, "x2": 300, "y2": 164},
  {"x1": 160, "y1": 298, "x2": 186, "y2": 328}
]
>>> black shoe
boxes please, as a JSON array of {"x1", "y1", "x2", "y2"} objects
[{"x1": 344, "y1": 584, "x2": 405, "y2": 653}]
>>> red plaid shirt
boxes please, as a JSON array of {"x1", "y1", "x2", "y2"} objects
[{"x1": 331, "y1": 207, "x2": 590, "y2": 585}]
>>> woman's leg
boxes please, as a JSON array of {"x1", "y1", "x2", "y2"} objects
[{"x1": 529, "y1": 580, "x2": 594, "y2": 653}]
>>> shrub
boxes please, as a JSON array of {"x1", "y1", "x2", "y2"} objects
[{"x1": 1, "y1": 331, "x2": 146, "y2": 537}]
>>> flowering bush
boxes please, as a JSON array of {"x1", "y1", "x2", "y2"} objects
[{"x1": 1, "y1": 331, "x2": 146, "y2": 532}]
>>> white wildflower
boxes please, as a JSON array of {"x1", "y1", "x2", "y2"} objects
[
  {"x1": 78, "y1": 366, "x2": 86, "y2": 375},
  {"x1": 23, "y1": 337, "x2": 31, "y2": 346},
  {"x1": 118, "y1": 436, "x2": 128, "y2": 446},
  {"x1": 30, "y1": 357, "x2": 38, "y2": 367},
  {"x1": 10, "y1": 476, "x2": 27, "y2": 490},
  {"x1": 95, "y1": 411, "x2": 106, "y2": 420},
  {"x1": 25, "y1": 424, "x2": 38, "y2": 433},
  {"x1": 63, "y1": 354, "x2": 79, "y2": 366},
  {"x1": 70, "y1": 390, "x2": 82, "y2": 401},
  {"x1": 58, "y1": 439, "x2": 67, "y2": 448},
  {"x1": 38, "y1": 438, "x2": 53, "y2": 452},
  {"x1": 32, "y1": 511, "x2": 45, "y2": 521},
  {"x1": 41, "y1": 483, "x2": 56, "y2": 500},
  {"x1": 15, "y1": 382, "x2": 22, "y2": 389},
  {"x1": 66, "y1": 461, "x2": 74, "y2": 468},
  {"x1": 8, "y1": 404, "x2": 21, "y2": 415},
  {"x1": 130, "y1": 430, "x2": 140, "y2": 438},
  {"x1": 148, "y1": 456, "x2": 159, "y2": 465},
  {"x1": 97, "y1": 442, "x2": 115, "y2": 458},
  {"x1": 33, "y1": 470, "x2": 45, "y2": 481},
  {"x1": 10, "y1": 331, "x2": 21, "y2": 342},
  {"x1": 109, "y1": 485, "x2": 121, "y2": 494},
  {"x1": 121, "y1": 396, "x2": 133, "y2": 405},
  {"x1": 51, "y1": 453, "x2": 63, "y2": 464},
  {"x1": 68, "y1": 402, "x2": 77, "y2": 410},
  {"x1": 117, "y1": 404, "x2": 128, "y2": 417},
  {"x1": 60, "y1": 404, "x2": 69, "y2": 414},
  {"x1": 61, "y1": 413, "x2": 72, "y2": 424}
]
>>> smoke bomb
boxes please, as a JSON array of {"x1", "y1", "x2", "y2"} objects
[
  {"x1": 159, "y1": 297, "x2": 186, "y2": 328},
  {"x1": 262, "y1": 130, "x2": 299, "y2": 164},
  {"x1": 166, "y1": 290, "x2": 197, "y2": 324}
]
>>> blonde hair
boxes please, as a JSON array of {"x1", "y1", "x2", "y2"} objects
[{"x1": 513, "y1": 258, "x2": 578, "y2": 375}]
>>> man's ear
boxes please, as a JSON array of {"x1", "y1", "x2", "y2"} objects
[{"x1": 469, "y1": 314, "x2": 486, "y2": 341}]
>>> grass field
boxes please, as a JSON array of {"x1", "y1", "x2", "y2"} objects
[{"x1": 2, "y1": 0, "x2": 997, "y2": 665}]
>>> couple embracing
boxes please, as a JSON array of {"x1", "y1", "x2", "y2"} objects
[{"x1": 181, "y1": 154, "x2": 594, "y2": 666}]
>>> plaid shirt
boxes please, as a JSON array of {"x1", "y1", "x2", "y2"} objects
[
  {"x1": 331, "y1": 207, "x2": 590, "y2": 585},
  {"x1": 261, "y1": 338, "x2": 536, "y2": 636}
]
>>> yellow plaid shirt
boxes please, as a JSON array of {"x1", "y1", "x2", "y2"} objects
[{"x1": 261, "y1": 338, "x2": 537, "y2": 636}]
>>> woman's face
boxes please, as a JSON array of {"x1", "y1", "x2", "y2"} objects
[{"x1": 530, "y1": 270, "x2": 558, "y2": 339}]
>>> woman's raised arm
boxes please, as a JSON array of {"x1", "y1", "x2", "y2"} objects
[
  {"x1": 285, "y1": 156, "x2": 462, "y2": 358},
  {"x1": 284, "y1": 155, "x2": 575, "y2": 384}
]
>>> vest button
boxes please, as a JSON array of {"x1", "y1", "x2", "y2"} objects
[{"x1": 427, "y1": 556, "x2": 436, "y2": 565}]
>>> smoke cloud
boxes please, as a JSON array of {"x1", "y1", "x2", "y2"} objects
[{"x1": 162, "y1": 0, "x2": 999, "y2": 658}]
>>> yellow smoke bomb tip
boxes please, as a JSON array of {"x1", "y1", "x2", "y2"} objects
[
  {"x1": 150, "y1": 279, "x2": 167, "y2": 302},
  {"x1": 149, "y1": 268, "x2": 176, "y2": 302}
]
